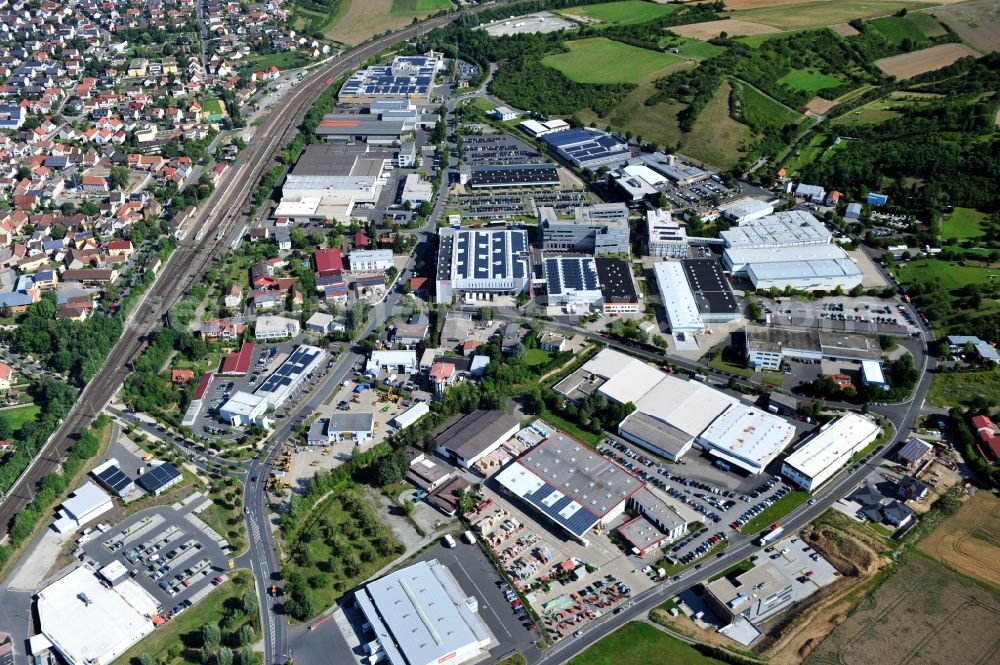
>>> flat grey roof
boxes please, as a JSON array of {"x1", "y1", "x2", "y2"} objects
[
  {"x1": 619, "y1": 411, "x2": 693, "y2": 458},
  {"x1": 327, "y1": 412, "x2": 375, "y2": 432}
]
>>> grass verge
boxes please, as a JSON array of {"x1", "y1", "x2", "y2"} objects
[
  {"x1": 568, "y1": 621, "x2": 728, "y2": 665},
  {"x1": 740, "y1": 490, "x2": 810, "y2": 535}
]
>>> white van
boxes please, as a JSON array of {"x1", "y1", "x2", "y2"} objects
[{"x1": 443, "y1": 535, "x2": 457, "y2": 548}]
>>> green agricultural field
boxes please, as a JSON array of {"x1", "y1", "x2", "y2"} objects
[
  {"x1": 541, "y1": 38, "x2": 683, "y2": 84},
  {"x1": 904, "y1": 11, "x2": 948, "y2": 37},
  {"x1": 734, "y1": 1, "x2": 928, "y2": 31},
  {"x1": 661, "y1": 37, "x2": 727, "y2": 59},
  {"x1": 1, "y1": 404, "x2": 40, "y2": 432},
  {"x1": 783, "y1": 132, "x2": 829, "y2": 174},
  {"x1": 239, "y1": 51, "x2": 308, "y2": 73},
  {"x1": 869, "y1": 15, "x2": 930, "y2": 46},
  {"x1": 778, "y1": 67, "x2": 845, "y2": 93},
  {"x1": 569, "y1": 622, "x2": 728, "y2": 665},
  {"x1": 733, "y1": 80, "x2": 802, "y2": 126},
  {"x1": 928, "y1": 369, "x2": 1000, "y2": 408},
  {"x1": 560, "y1": 0, "x2": 679, "y2": 26},
  {"x1": 392, "y1": 0, "x2": 451, "y2": 12},
  {"x1": 680, "y1": 81, "x2": 753, "y2": 169},
  {"x1": 942, "y1": 207, "x2": 987, "y2": 240}
]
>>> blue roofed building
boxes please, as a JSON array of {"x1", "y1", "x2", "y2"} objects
[
  {"x1": 543, "y1": 128, "x2": 630, "y2": 170},
  {"x1": 338, "y1": 52, "x2": 443, "y2": 104},
  {"x1": 867, "y1": 192, "x2": 888, "y2": 206}
]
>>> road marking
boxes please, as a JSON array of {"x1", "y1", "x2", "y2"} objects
[{"x1": 452, "y1": 556, "x2": 511, "y2": 638}]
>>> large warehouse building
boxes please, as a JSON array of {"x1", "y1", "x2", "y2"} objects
[
  {"x1": 354, "y1": 559, "x2": 493, "y2": 665},
  {"x1": 542, "y1": 127, "x2": 630, "y2": 170},
  {"x1": 781, "y1": 414, "x2": 881, "y2": 490},
  {"x1": 719, "y1": 197, "x2": 774, "y2": 225},
  {"x1": 275, "y1": 144, "x2": 392, "y2": 222},
  {"x1": 496, "y1": 433, "x2": 644, "y2": 541},
  {"x1": 720, "y1": 211, "x2": 831, "y2": 249},
  {"x1": 435, "y1": 227, "x2": 531, "y2": 304},
  {"x1": 745, "y1": 325, "x2": 882, "y2": 371},
  {"x1": 338, "y1": 52, "x2": 443, "y2": 104},
  {"x1": 539, "y1": 203, "x2": 630, "y2": 256},
  {"x1": 646, "y1": 208, "x2": 688, "y2": 258},
  {"x1": 654, "y1": 261, "x2": 705, "y2": 334},
  {"x1": 467, "y1": 163, "x2": 559, "y2": 189},
  {"x1": 34, "y1": 567, "x2": 159, "y2": 665},
  {"x1": 557, "y1": 349, "x2": 796, "y2": 474},
  {"x1": 723, "y1": 244, "x2": 863, "y2": 292}
]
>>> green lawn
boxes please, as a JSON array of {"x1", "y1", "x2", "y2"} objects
[
  {"x1": 118, "y1": 571, "x2": 257, "y2": 665},
  {"x1": 539, "y1": 407, "x2": 602, "y2": 446},
  {"x1": 927, "y1": 369, "x2": 1000, "y2": 408},
  {"x1": 560, "y1": 1, "x2": 680, "y2": 26},
  {"x1": 778, "y1": 67, "x2": 845, "y2": 93},
  {"x1": 239, "y1": 51, "x2": 308, "y2": 73},
  {"x1": 541, "y1": 38, "x2": 683, "y2": 84},
  {"x1": 734, "y1": 1, "x2": 928, "y2": 31},
  {"x1": 202, "y1": 98, "x2": 225, "y2": 115},
  {"x1": 941, "y1": 207, "x2": 987, "y2": 240},
  {"x1": 569, "y1": 621, "x2": 728, "y2": 665},
  {"x1": 783, "y1": 132, "x2": 829, "y2": 174},
  {"x1": 525, "y1": 348, "x2": 553, "y2": 367},
  {"x1": 893, "y1": 259, "x2": 998, "y2": 292},
  {"x1": 740, "y1": 491, "x2": 810, "y2": 535},
  {"x1": 392, "y1": 0, "x2": 451, "y2": 12},
  {"x1": 680, "y1": 80, "x2": 753, "y2": 170},
  {"x1": 1, "y1": 404, "x2": 40, "y2": 432},
  {"x1": 675, "y1": 40, "x2": 727, "y2": 59}
]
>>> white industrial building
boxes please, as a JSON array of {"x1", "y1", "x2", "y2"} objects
[
  {"x1": 275, "y1": 145, "x2": 392, "y2": 222},
  {"x1": 255, "y1": 345, "x2": 326, "y2": 409},
  {"x1": 541, "y1": 255, "x2": 603, "y2": 312},
  {"x1": 619, "y1": 374, "x2": 737, "y2": 461},
  {"x1": 795, "y1": 183, "x2": 826, "y2": 203},
  {"x1": 724, "y1": 244, "x2": 863, "y2": 292},
  {"x1": 219, "y1": 391, "x2": 269, "y2": 427},
  {"x1": 391, "y1": 402, "x2": 430, "y2": 430},
  {"x1": 400, "y1": 173, "x2": 433, "y2": 204},
  {"x1": 653, "y1": 261, "x2": 704, "y2": 334},
  {"x1": 861, "y1": 359, "x2": 888, "y2": 389},
  {"x1": 349, "y1": 249, "x2": 394, "y2": 272},
  {"x1": 34, "y1": 566, "x2": 159, "y2": 665},
  {"x1": 354, "y1": 559, "x2": 493, "y2": 665},
  {"x1": 254, "y1": 315, "x2": 301, "y2": 340},
  {"x1": 646, "y1": 208, "x2": 688, "y2": 258},
  {"x1": 745, "y1": 326, "x2": 882, "y2": 371},
  {"x1": 305, "y1": 312, "x2": 336, "y2": 334},
  {"x1": 367, "y1": 349, "x2": 418, "y2": 374},
  {"x1": 557, "y1": 349, "x2": 794, "y2": 474},
  {"x1": 696, "y1": 406, "x2": 796, "y2": 476},
  {"x1": 720, "y1": 211, "x2": 831, "y2": 248},
  {"x1": 307, "y1": 412, "x2": 376, "y2": 444},
  {"x1": 51, "y1": 482, "x2": 114, "y2": 533},
  {"x1": 719, "y1": 197, "x2": 774, "y2": 225},
  {"x1": 781, "y1": 414, "x2": 880, "y2": 490},
  {"x1": 435, "y1": 227, "x2": 531, "y2": 304},
  {"x1": 518, "y1": 117, "x2": 570, "y2": 137}
]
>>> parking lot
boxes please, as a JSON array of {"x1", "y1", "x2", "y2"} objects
[
  {"x1": 460, "y1": 135, "x2": 539, "y2": 166},
  {"x1": 757, "y1": 295, "x2": 918, "y2": 336},
  {"x1": 595, "y1": 437, "x2": 799, "y2": 569},
  {"x1": 450, "y1": 189, "x2": 592, "y2": 220},
  {"x1": 81, "y1": 501, "x2": 230, "y2": 620}
]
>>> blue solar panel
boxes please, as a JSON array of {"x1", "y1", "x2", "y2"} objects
[{"x1": 522, "y1": 483, "x2": 599, "y2": 538}]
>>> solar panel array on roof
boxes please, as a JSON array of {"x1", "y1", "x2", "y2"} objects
[
  {"x1": 258, "y1": 346, "x2": 322, "y2": 395},
  {"x1": 136, "y1": 463, "x2": 181, "y2": 494},
  {"x1": 468, "y1": 163, "x2": 559, "y2": 188},
  {"x1": 95, "y1": 464, "x2": 132, "y2": 496},
  {"x1": 545, "y1": 256, "x2": 599, "y2": 296},
  {"x1": 339, "y1": 55, "x2": 441, "y2": 100},
  {"x1": 543, "y1": 129, "x2": 629, "y2": 168}
]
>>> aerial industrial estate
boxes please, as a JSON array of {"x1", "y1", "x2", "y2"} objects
[{"x1": 0, "y1": 1, "x2": 997, "y2": 665}]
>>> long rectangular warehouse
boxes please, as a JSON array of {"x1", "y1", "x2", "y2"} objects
[
  {"x1": 653, "y1": 261, "x2": 704, "y2": 334},
  {"x1": 781, "y1": 414, "x2": 881, "y2": 491},
  {"x1": 696, "y1": 405, "x2": 796, "y2": 476},
  {"x1": 255, "y1": 345, "x2": 326, "y2": 409},
  {"x1": 436, "y1": 227, "x2": 531, "y2": 304}
]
